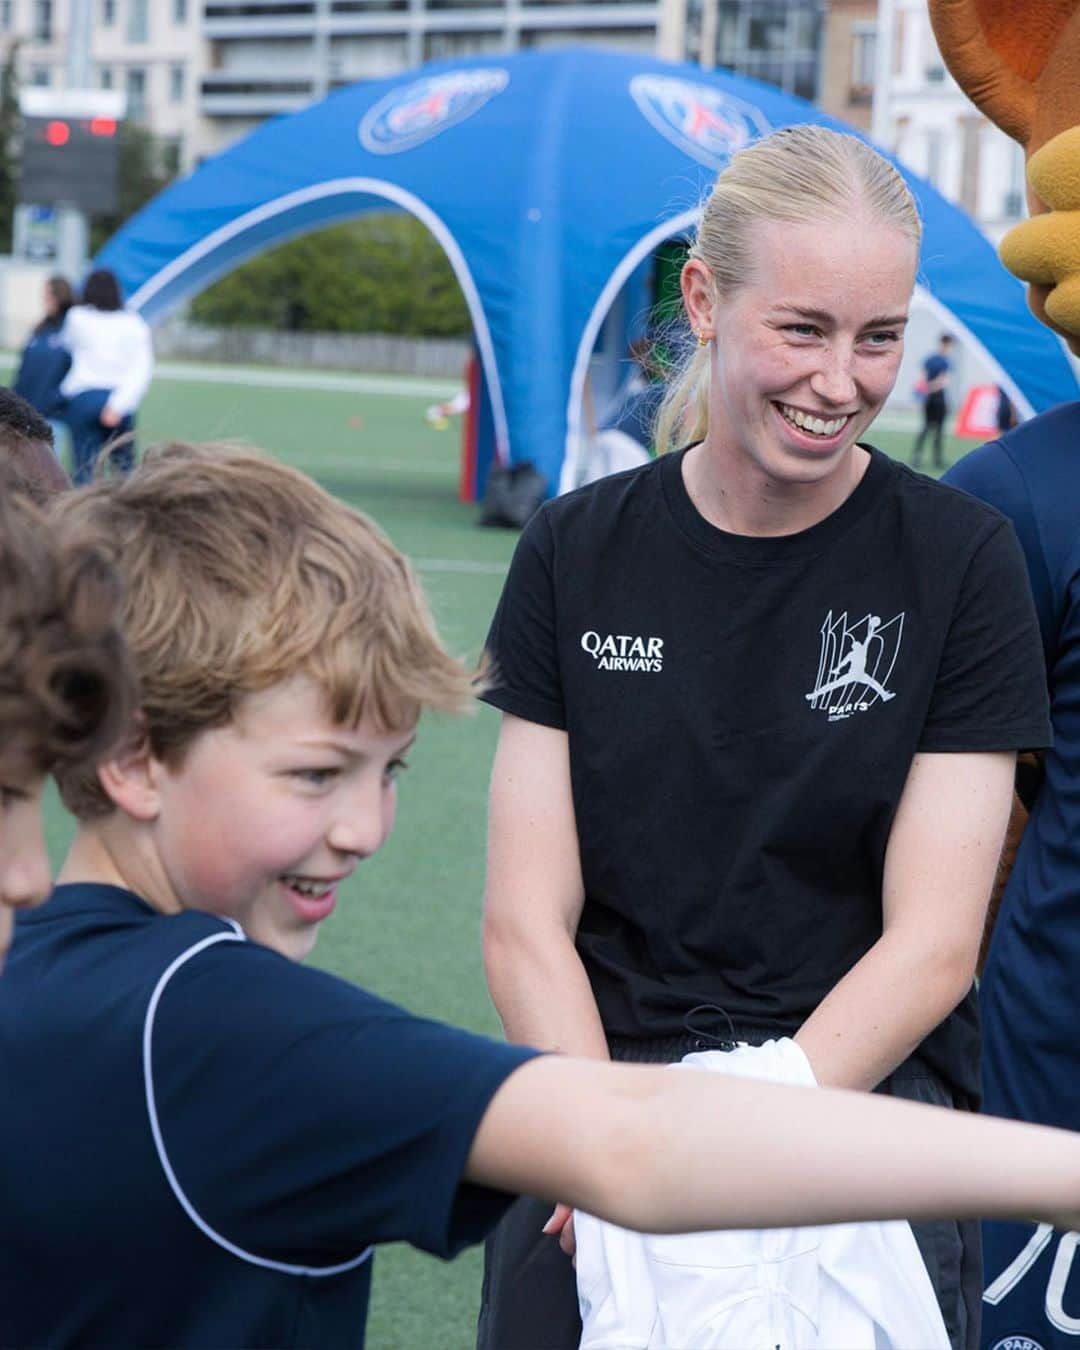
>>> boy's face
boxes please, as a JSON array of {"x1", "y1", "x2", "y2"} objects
[
  {"x1": 0, "y1": 766, "x2": 51, "y2": 972},
  {"x1": 148, "y1": 676, "x2": 414, "y2": 961}
]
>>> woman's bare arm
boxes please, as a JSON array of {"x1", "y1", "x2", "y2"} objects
[
  {"x1": 481, "y1": 713, "x2": 609, "y2": 1060},
  {"x1": 796, "y1": 750, "x2": 1014, "y2": 1090}
]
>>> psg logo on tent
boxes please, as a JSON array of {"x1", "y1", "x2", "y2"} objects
[
  {"x1": 359, "y1": 69, "x2": 510, "y2": 155},
  {"x1": 630, "y1": 75, "x2": 770, "y2": 168}
]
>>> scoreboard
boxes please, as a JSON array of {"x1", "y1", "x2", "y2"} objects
[{"x1": 18, "y1": 90, "x2": 125, "y2": 215}]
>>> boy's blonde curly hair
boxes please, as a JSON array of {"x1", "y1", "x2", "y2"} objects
[{"x1": 51, "y1": 441, "x2": 479, "y2": 819}]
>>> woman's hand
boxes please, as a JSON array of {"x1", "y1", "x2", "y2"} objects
[
  {"x1": 542, "y1": 1203, "x2": 577, "y2": 1261},
  {"x1": 99, "y1": 406, "x2": 122, "y2": 429}
]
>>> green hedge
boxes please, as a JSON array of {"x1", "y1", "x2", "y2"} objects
[{"x1": 190, "y1": 214, "x2": 472, "y2": 337}]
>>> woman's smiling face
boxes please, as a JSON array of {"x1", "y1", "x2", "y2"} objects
[{"x1": 685, "y1": 211, "x2": 917, "y2": 495}]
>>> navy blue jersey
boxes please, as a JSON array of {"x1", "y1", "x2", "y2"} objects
[
  {"x1": 945, "y1": 409, "x2": 1080, "y2": 1349},
  {"x1": 12, "y1": 322, "x2": 71, "y2": 417},
  {"x1": 0, "y1": 883, "x2": 536, "y2": 1348},
  {"x1": 923, "y1": 352, "x2": 951, "y2": 384}
]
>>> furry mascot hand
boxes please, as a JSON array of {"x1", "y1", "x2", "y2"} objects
[{"x1": 999, "y1": 126, "x2": 1080, "y2": 338}]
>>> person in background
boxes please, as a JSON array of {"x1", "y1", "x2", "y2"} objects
[
  {"x1": 911, "y1": 333, "x2": 955, "y2": 470},
  {"x1": 995, "y1": 386, "x2": 1019, "y2": 435},
  {"x1": 60, "y1": 269, "x2": 154, "y2": 485},
  {"x1": 13, "y1": 275, "x2": 74, "y2": 453}
]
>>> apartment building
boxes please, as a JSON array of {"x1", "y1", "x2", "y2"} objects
[
  {"x1": 872, "y1": 0, "x2": 1026, "y2": 245},
  {"x1": 3, "y1": 0, "x2": 204, "y2": 169},
  {"x1": 817, "y1": 0, "x2": 875, "y2": 133},
  {"x1": 3, "y1": 0, "x2": 844, "y2": 165},
  {"x1": 660, "y1": 0, "x2": 825, "y2": 102},
  {"x1": 196, "y1": 1, "x2": 669, "y2": 156}
]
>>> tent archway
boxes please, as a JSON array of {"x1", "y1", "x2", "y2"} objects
[
  {"x1": 126, "y1": 179, "x2": 510, "y2": 461},
  {"x1": 98, "y1": 47, "x2": 1080, "y2": 497}
]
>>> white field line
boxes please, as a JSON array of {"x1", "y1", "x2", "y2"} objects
[
  {"x1": 291, "y1": 453, "x2": 458, "y2": 473},
  {"x1": 414, "y1": 558, "x2": 508, "y2": 575},
  {"x1": 153, "y1": 361, "x2": 460, "y2": 398},
  {"x1": 0, "y1": 350, "x2": 460, "y2": 400}
]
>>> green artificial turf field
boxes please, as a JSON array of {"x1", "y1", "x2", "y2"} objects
[{"x1": 2, "y1": 354, "x2": 975, "y2": 1348}]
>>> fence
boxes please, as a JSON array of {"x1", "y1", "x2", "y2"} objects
[{"x1": 152, "y1": 318, "x2": 471, "y2": 378}]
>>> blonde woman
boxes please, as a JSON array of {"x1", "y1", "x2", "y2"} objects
[{"x1": 478, "y1": 126, "x2": 1051, "y2": 1350}]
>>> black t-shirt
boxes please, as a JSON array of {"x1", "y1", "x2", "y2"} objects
[
  {"x1": 482, "y1": 446, "x2": 1051, "y2": 1101},
  {"x1": 0, "y1": 884, "x2": 536, "y2": 1349}
]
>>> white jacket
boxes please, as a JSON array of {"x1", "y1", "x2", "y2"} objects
[
  {"x1": 575, "y1": 1039, "x2": 950, "y2": 1350},
  {"x1": 60, "y1": 305, "x2": 154, "y2": 418}
]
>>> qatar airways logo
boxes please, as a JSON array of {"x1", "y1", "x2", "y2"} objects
[{"x1": 581, "y1": 630, "x2": 664, "y2": 673}]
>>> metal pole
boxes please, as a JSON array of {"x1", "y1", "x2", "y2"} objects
[
  {"x1": 63, "y1": 0, "x2": 94, "y2": 277},
  {"x1": 699, "y1": 0, "x2": 718, "y2": 70},
  {"x1": 66, "y1": 0, "x2": 93, "y2": 90},
  {"x1": 312, "y1": 0, "x2": 330, "y2": 100}
]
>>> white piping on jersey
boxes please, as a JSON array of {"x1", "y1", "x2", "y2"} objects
[{"x1": 142, "y1": 922, "x2": 374, "y2": 1278}]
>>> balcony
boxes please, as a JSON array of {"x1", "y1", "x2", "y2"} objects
[{"x1": 199, "y1": 71, "x2": 315, "y2": 115}]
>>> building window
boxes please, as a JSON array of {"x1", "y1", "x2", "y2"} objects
[
  {"x1": 126, "y1": 66, "x2": 146, "y2": 117},
  {"x1": 958, "y1": 116, "x2": 981, "y2": 214},
  {"x1": 32, "y1": 0, "x2": 52, "y2": 41},
  {"x1": 0, "y1": 1, "x2": 12, "y2": 31},
  {"x1": 30, "y1": 66, "x2": 51, "y2": 86},
  {"x1": 170, "y1": 63, "x2": 185, "y2": 103},
  {"x1": 925, "y1": 128, "x2": 943, "y2": 188},
  {"x1": 173, "y1": 0, "x2": 187, "y2": 19},
  {"x1": 99, "y1": 66, "x2": 114, "y2": 89},
  {"x1": 851, "y1": 23, "x2": 875, "y2": 85},
  {"x1": 711, "y1": 0, "x2": 822, "y2": 101},
  {"x1": 1003, "y1": 141, "x2": 1025, "y2": 219},
  {"x1": 102, "y1": 0, "x2": 115, "y2": 22},
  {"x1": 892, "y1": 8, "x2": 906, "y2": 76},
  {"x1": 127, "y1": 0, "x2": 149, "y2": 42},
  {"x1": 1002, "y1": 189, "x2": 1024, "y2": 218},
  {"x1": 849, "y1": 21, "x2": 875, "y2": 104}
]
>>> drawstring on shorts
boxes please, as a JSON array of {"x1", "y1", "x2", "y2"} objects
[{"x1": 682, "y1": 1003, "x2": 738, "y2": 1052}]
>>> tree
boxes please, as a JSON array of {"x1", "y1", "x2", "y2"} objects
[
  {"x1": 89, "y1": 123, "x2": 178, "y2": 254},
  {"x1": 189, "y1": 214, "x2": 472, "y2": 338},
  {"x1": 0, "y1": 42, "x2": 20, "y2": 255}
]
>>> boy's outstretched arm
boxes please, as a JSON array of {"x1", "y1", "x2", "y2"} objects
[{"x1": 465, "y1": 1055, "x2": 1080, "y2": 1233}]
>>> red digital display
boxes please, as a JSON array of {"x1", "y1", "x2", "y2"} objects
[{"x1": 20, "y1": 112, "x2": 122, "y2": 212}]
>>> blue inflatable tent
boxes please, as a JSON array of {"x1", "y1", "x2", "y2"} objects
[{"x1": 98, "y1": 46, "x2": 1080, "y2": 497}]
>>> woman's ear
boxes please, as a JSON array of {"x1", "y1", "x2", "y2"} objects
[
  {"x1": 681, "y1": 259, "x2": 717, "y2": 342},
  {"x1": 96, "y1": 729, "x2": 162, "y2": 823}
]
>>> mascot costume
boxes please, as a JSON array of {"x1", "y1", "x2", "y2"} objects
[{"x1": 931, "y1": 2, "x2": 1080, "y2": 1346}]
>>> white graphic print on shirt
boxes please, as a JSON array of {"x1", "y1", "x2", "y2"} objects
[{"x1": 806, "y1": 610, "x2": 904, "y2": 721}]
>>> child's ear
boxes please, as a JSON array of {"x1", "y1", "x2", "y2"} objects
[{"x1": 96, "y1": 729, "x2": 162, "y2": 823}]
